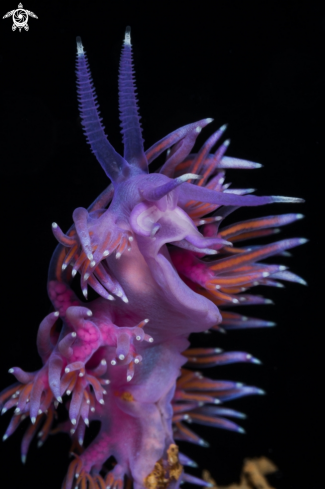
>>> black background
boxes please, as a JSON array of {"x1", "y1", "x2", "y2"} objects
[{"x1": 0, "y1": 1, "x2": 323, "y2": 488}]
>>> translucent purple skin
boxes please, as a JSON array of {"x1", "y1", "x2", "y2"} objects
[{"x1": 0, "y1": 28, "x2": 306, "y2": 489}]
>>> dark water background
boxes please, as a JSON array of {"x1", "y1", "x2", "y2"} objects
[{"x1": 0, "y1": 1, "x2": 323, "y2": 488}]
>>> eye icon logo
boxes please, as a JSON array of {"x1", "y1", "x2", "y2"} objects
[{"x1": 3, "y1": 3, "x2": 38, "y2": 32}]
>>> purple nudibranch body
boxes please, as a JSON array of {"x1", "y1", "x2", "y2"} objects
[{"x1": 0, "y1": 27, "x2": 306, "y2": 489}]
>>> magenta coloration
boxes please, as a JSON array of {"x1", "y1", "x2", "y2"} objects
[{"x1": 0, "y1": 27, "x2": 305, "y2": 489}]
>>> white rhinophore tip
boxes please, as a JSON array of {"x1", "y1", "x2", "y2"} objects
[
  {"x1": 76, "y1": 37, "x2": 84, "y2": 56},
  {"x1": 52, "y1": 222, "x2": 58, "y2": 228},
  {"x1": 124, "y1": 26, "x2": 131, "y2": 45}
]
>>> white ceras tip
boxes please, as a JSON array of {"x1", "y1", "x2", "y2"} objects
[
  {"x1": 134, "y1": 358, "x2": 140, "y2": 364},
  {"x1": 118, "y1": 354, "x2": 125, "y2": 361},
  {"x1": 91, "y1": 407, "x2": 95, "y2": 412},
  {"x1": 84, "y1": 418, "x2": 89, "y2": 426},
  {"x1": 57, "y1": 396, "x2": 63, "y2": 403},
  {"x1": 127, "y1": 375, "x2": 132, "y2": 382},
  {"x1": 14, "y1": 407, "x2": 20, "y2": 414},
  {"x1": 148, "y1": 337, "x2": 154, "y2": 343},
  {"x1": 84, "y1": 273, "x2": 90, "y2": 281},
  {"x1": 54, "y1": 311, "x2": 60, "y2": 317},
  {"x1": 2, "y1": 434, "x2": 8, "y2": 441},
  {"x1": 103, "y1": 250, "x2": 109, "y2": 257},
  {"x1": 52, "y1": 222, "x2": 58, "y2": 228},
  {"x1": 71, "y1": 332, "x2": 77, "y2": 338},
  {"x1": 71, "y1": 418, "x2": 77, "y2": 425},
  {"x1": 65, "y1": 367, "x2": 70, "y2": 373},
  {"x1": 136, "y1": 336, "x2": 141, "y2": 341},
  {"x1": 71, "y1": 269, "x2": 77, "y2": 277},
  {"x1": 195, "y1": 126, "x2": 202, "y2": 133},
  {"x1": 62, "y1": 263, "x2": 67, "y2": 270},
  {"x1": 87, "y1": 253, "x2": 93, "y2": 261},
  {"x1": 86, "y1": 310, "x2": 93, "y2": 316},
  {"x1": 205, "y1": 118, "x2": 214, "y2": 123},
  {"x1": 31, "y1": 417, "x2": 36, "y2": 424},
  {"x1": 111, "y1": 360, "x2": 117, "y2": 366},
  {"x1": 101, "y1": 359, "x2": 107, "y2": 365},
  {"x1": 262, "y1": 272, "x2": 270, "y2": 278},
  {"x1": 99, "y1": 399, "x2": 105, "y2": 405},
  {"x1": 90, "y1": 260, "x2": 96, "y2": 268},
  {"x1": 116, "y1": 252, "x2": 121, "y2": 259},
  {"x1": 8, "y1": 368, "x2": 14, "y2": 374}
]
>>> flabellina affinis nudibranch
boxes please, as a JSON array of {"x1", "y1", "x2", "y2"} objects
[{"x1": 0, "y1": 27, "x2": 306, "y2": 489}]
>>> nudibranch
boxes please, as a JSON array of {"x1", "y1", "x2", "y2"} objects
[{"x1": 0, "y1": 27, "x2": 305, "y2": 489}]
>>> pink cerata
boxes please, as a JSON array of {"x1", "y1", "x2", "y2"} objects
[{"x1": 0, "y1": 27, "x2": 306, "y2": 489}]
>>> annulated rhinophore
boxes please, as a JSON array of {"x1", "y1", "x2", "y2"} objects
[{"x1": 0, "y1": 27, "x2": 306, "y2": 489}]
